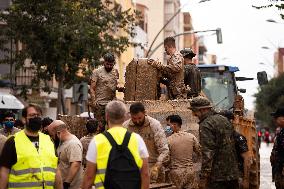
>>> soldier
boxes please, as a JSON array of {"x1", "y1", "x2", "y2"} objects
[
  {"x1": 123, "y1": 102, "x2": 170, "y2": 183},
  {"x1": 89, "y1": 52, "x2": 122, "y2": 132},
  {"x1": 180, "y1": 48, "x2": 201, "y2": 98},
  {"x1": 219, "y1": 110, "x2": 249, "y2": 189},
  {"x1": 167, "y1": 115, "x2": 201, "y2": 189},
  {"x1": 189, "y1": 97, "x2": 239, "y2": 189},
  {"x1": 80, "y1": 119, "x2": 99, "y2": 168},
  {"x1": 270, "y1": 107, "x2": 284, "y2": 189},
  {"x1": 147, "y1": 37, "x2": 188, "y2": 99}
]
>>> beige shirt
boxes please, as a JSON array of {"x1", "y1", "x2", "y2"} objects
[
  {"x1": 168, "y1": 131, "x2": 201, "y2": 169},
  {"x1": 57, "y1": 135, "x2": 83, "y2": 189},
  {"x1": 0, "y1": 127, "x2": 21, "y2": 137},
  {"x1": 91, "y1": 66, "x2": 119, "y2": 104},
  {"x1": 0, "y1": 134, "x2": 7, "y2": 156},
  {"x1": 123, "y1": 115, "x2": 169, "y2": 168}
]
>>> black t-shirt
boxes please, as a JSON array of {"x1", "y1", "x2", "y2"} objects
[
  {"x1": 233, "y1": 131, "x2": 249, "y2": 172},
  {"x1": 0, "y1": 135, "x2": 39, "y2": 169}
]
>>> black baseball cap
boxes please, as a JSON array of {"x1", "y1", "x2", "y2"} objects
[{"x1": 271, "y1": 107, "x2": 284, "y2": 118}]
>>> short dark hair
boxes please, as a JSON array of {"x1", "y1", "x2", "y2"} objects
[
  {"x1": 86, "y1": 119, "x2": 99, "y2": 134},
  {"x1": 169, "y1": 115, "x2": 182, "y2": 127},
  {"x1": 164, "y1": 37, "x2": 176, "y2": 47},
  {"x1": 130, "y1": 102, "x2": 145, "y2": 114},
  {"x1": 103, "y1": 52, "x2": 115, "y2": 63},
  {"x1": 4, "y1": 111, "x2": 15, "y2": 119},
  {"x1": 166, "y1": 115, "x2": 173, "y2": 122},
  {"x1": 22, "y1": 103, "x2": 42, "y2": 118},
  {"x1": 42, "y1": 117, "x2": 53, "y2": 128}
]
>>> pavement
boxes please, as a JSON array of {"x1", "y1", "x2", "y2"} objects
[{"x1": 260, "y1": 142, "x2": 276, "y2": 189}]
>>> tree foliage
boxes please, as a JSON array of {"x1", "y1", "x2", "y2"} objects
[
  {"x1": 252, "y1": 0, "x2": 284, "y2": 19},
  {"x1": 254, "y1": 73, "x2": 284, "y2": 128},
  {"x1": 0, "y1": 0, "x2": 137, "y2": 113}
]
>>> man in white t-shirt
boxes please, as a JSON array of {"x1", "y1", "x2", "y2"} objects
[{"x1": 81, "y1": 100, "x2": 150, "y2": 189}]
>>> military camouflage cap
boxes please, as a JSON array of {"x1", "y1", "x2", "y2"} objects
[
  {"x1": 189, "y1": 96, "x2": 212, "y2": 111},
  {"x1": 180, "y1": 48, "x2": 196, "y2": 58}
]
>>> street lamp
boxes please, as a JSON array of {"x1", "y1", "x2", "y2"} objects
[
  {"x1": 261, "y1": 46, "x2": 269, "y2": 49},
  {"x1": 146, "y1": 0, "x2": 211, "y2": 57},
  {"x1": 266, "y1": 19, "x2": 284, "y2": 24},
  {"x1": 259, "y1": 62, "x2": 274, "y2": 67},
  {"x1": 266, "y1": 19, "x2": 277, "y2": 23}
]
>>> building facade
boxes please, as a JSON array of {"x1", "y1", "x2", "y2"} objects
[{"x1": 274, "y1": 48, "x2": 284, "y2": 77}]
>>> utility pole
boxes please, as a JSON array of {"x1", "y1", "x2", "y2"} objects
[{"x1": 148, "y1": 29, "x2": 222, "y2": 58}]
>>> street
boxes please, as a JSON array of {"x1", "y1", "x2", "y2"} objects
[{"x1": 260, "y1": 142, "x2": 276, "y2": 189}]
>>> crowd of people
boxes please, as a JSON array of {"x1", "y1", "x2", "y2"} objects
[
  {"x1": 0, "y1": 99, "x2": 253, "y2": 189},
  {"x1": 0, "y1": 35, "x2": 283, "y2": 189}
]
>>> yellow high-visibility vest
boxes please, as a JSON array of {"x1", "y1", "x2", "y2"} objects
[
  {"x1": 8, "y1": 130, "x2": 58, "y2": 189},
  {"x1": 93, "y1": 127, "x2": 143, "y2": 189}
]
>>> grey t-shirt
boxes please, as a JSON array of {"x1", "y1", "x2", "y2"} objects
[{"x1": 57, "y1": 135, "x2": 83, "y2": 189}]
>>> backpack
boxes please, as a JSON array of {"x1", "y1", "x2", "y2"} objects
[{"x1": 102, "y1": 131, "x2": 141, "y2": 189}]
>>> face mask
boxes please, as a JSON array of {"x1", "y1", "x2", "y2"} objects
[
  {"x1": 165, "y1": 125, "x2": 173, "y2": 135},
  {"x1": 4, "y1": 121, "x2": 14, "y2": 129},
  {"x1": 26, "y1": 117, "x2": 42, "y2": 132}
]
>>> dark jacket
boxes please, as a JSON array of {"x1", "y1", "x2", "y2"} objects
[{"x1": 199, "y1": 110, "x2": 239, "y2": 182}]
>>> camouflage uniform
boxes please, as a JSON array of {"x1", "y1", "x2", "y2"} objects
[
  {"x1": 123, "y1": 115, "x2": 170, "y2": 183},
  {"x1": 184, "y1": 64, "x2": 201, "y2": 98},
  {"x1": 150, "y1": 51, "x2": 187, "y2": 99},
  {"x1": 199, "y1": 111, "x2": 239, "y2": 188},
  {"x1": 90, "y1": 66, "x2": 119, "y2": 130},
  {"x1": 190, "y1": 97, "x2": 239, "y2": 189},
  {"x1": 271, "y1": 128, "x2": 284, "y2": 189},
  {"x1": 80, "y1": 134, "x2": 95, "y2": 168},
  {"x1": 168, "y1": 131, "x2": 201, "y2": 189}
]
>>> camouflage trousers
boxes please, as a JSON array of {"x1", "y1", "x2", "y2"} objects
[
  {"x1": 169, "y1": 167, "x2": 198, "y2": 189},
  {"x1": 275, "y1": 172, "x2": 284, "y2": 189},
  {"x1": 207, "y1": 180, "x2": 239, "y2": 189},
  {"x1": 92, "y1": 104, "x2": 106, "y2": 133}
]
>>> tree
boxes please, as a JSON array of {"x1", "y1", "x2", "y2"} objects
[
  {"x1": 254, "y1": 73, "x2": 284, "y2": 128},
  {"x1": 252, "y1": 1, "x2": 284, "y2": 20},
  {"x1": 0, "y1": 0, "x2": 137, "y2": 115}
]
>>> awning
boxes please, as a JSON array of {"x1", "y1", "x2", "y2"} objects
[{"x1": 0, "y1": 92, "x2": 24, "y2": 110}]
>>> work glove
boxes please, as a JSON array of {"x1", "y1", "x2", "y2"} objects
[
  {"x1": 147, "y1": 59, "x2": 162, "y2": 69},
  {"x1": 147, "y1": 59, "x2": 155, "y2": 65},
  {"x1": 150, "y1": 162, "x2": 162, "y2": 183}
]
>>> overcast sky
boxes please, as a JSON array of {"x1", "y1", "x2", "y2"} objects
[{"x1": 181, "y1": 0, "x2": 284, "y2": 110}]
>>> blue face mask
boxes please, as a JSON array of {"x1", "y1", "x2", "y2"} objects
[
  {"x1": 4, "y1": 121, "x2": 14, "y2": 129},
  {"x1": 165, "y1": 125, "x2": 173, "y2": 135}
]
